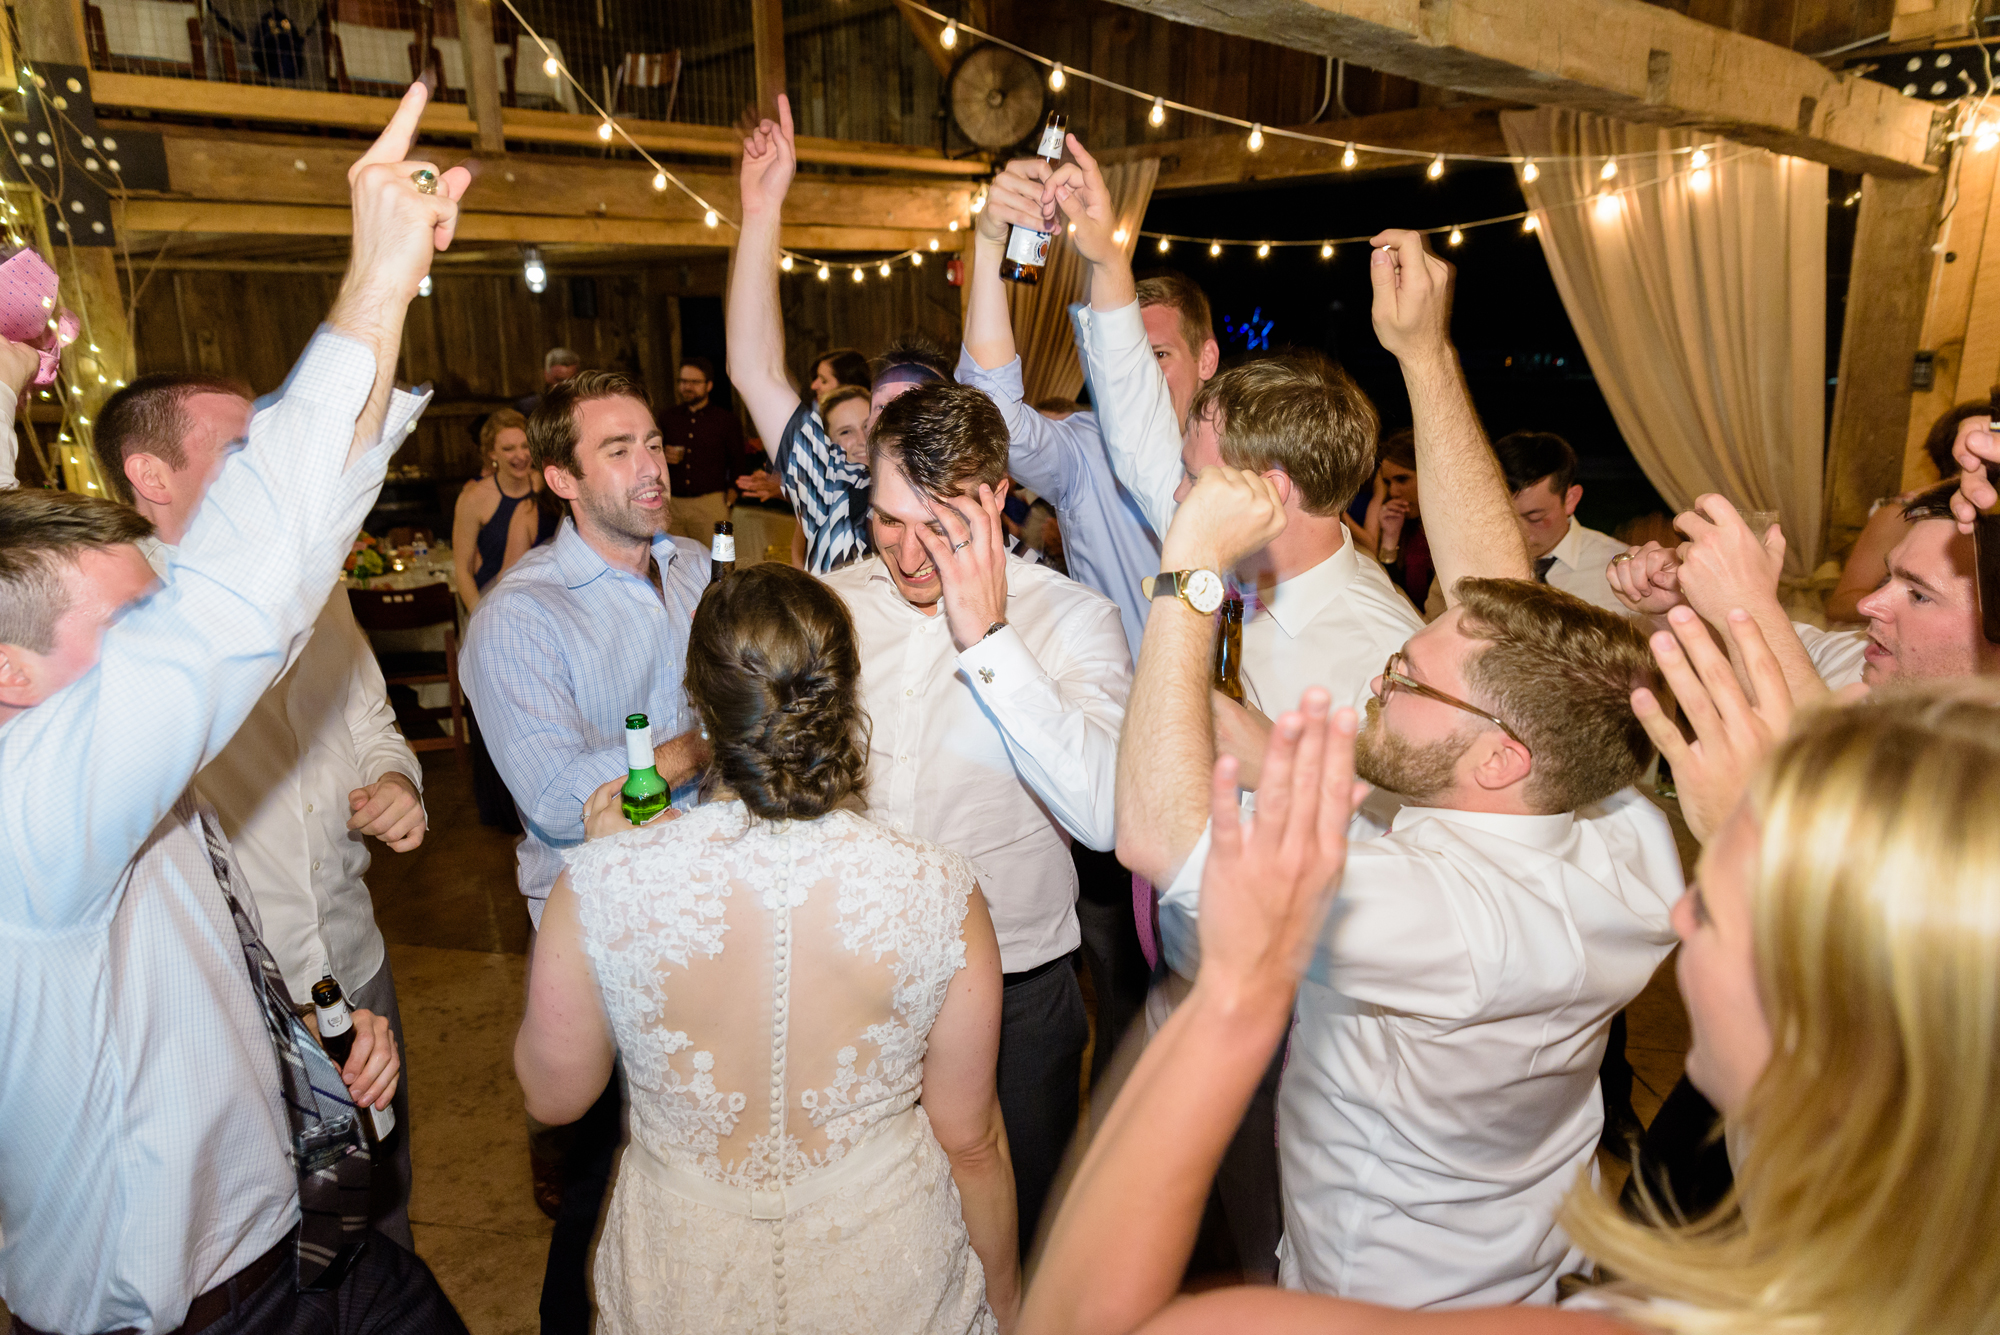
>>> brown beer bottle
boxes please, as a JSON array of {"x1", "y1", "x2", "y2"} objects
[
  {"x1": 710, "y1": 521, "x2": 736, "y2": 584},
  {"x1": 999, "y1": 112, "x2": 1069, "y2": 286},
  {"x1": 1212, "y1": 597, "x2": 1246, "y2": 702},
  {"x1": 1974, "y1": 387, "x2": 2000, "y2": 643},
  {"x1": 311, "y1": 975, "x2": 397, "y2": 1144}
]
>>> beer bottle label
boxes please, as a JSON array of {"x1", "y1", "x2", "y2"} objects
[
  {"x1": 1005, "y1": 225, "x2": 1051, "y2": 268},
  {"x1": 316, "y1": 1004, "x2": 353, "y2": 1040},
  {"x1": 626, "y1": 720, "x2": 653, "y2": 769},
  {"x1": 711, "y1": 534, "x2": 736, "y2": 563},
  {"x1": 1036, "y1": 122, "x2": 1065, "y2": 158}
]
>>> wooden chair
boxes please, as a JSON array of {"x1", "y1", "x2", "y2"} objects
[
  {"x1": 347, "y1": 582, "x2": 468, "y2": 762},
  {"x1": 612, "y1": 50, "x2": 681, "y2": 123}
]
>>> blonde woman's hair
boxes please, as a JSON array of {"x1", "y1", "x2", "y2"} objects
[{"x1": 1564, "y1": 680, "x2": 2000, "y2": 1334}]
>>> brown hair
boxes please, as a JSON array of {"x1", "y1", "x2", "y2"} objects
[
  {"x1": 684, "y1": 564, "x2": 869, "y2": 820},
  {"x1": 92, "y1": 373, "x2": 253, "y2": 504},
  {"x1": 1454, "y1": 577, "x2": 1664, "y2": 814},
  {"x1": 1922, "y1": 399, "x2": 1991, "y2": 482},
  {"x1": 1189, "y1": 353, "x2": 1379, "y2": 516},
  {"x1": 820, "y1": 384, "x2": 872, "y2": 419},
  {"x1": 528, "y1": 370, "x2": 649, "y2": 479},
  {"x1": 1901, "y1": 478, "x2": 1961, "y2": 523},
  {"x1": 1135, "y1": 272, "x2": 1215, "y2": 360},
  {"x1": 0, "y1": 489, "x2": 154, "y2": 652},
  {"x1": 868, "y1": 382, "x2": 1008, "y2": 498},
  {"x1": 816, "y1": 348, "x2": 872, "y2": 391},
  {"x1": 1377, "y1": 427, "x2": 1415, "y2": 472},
  {"x1": 479, "y1": 408, "x2": 529, "y2": 459}
]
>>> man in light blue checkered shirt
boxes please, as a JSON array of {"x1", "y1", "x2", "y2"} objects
[{"x1": 461, "y1": 369, "x2": 711, "y2": 929}]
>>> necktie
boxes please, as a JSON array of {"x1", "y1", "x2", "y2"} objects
[
  {"x1": 200, "y1": 813, "x2": 373, "y2": 1289},
  {"x1": 1533, "y1": 555, "x2": 1557, "y2": 584}
]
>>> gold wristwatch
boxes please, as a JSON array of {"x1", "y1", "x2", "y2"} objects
[{"x1": 1143, "y1": 569, "x2": 1226, "y2": 615}]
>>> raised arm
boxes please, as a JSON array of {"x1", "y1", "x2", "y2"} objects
[
  {"x1": 1115, "y1": 469, "x2": 1286, "y2": 885},
  {"x1": 1368, "y1": 229, "x2": 1529, "y2": 599},
  {"x1": 726, "y1": 94, "x2": 805, "y2": 463}
]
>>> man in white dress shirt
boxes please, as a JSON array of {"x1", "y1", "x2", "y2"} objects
[
  {"x1": 819, "y1": 381, "x2": 1130, "y2": 1251},
  {"x1": 93, "y1": 373, "x2": 429, "y2": 1248},
  {"x1": 0, "y1": 84, "x2": 464, "y2": 1335},
  {"x1": 1490, "y1": 431, "x2": 1631, "y2": 616}
]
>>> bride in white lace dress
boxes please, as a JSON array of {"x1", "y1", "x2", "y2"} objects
[{"x1": 515, "y1": 565, "x2": 1019, "y2": 1335}]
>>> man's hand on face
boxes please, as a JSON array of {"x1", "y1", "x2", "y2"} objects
[
  {"x1": 978, "y1": 157, "x2": 1054, "y2": 247},
  {"x1": 1160, "y1": 467, "x2": 1288, "y2": 573},
  {"x1": 1367, "y1": 228, "x2": 1456, "y2": 366},
  {"x1": 911, "y1": 483, "x2": 1013, "y2": 653},
  {"x1": 1673, "y1": 496, "x2": 1785, "y2": 626},
  {"x1": 1044, "y1": 136, "x2": 1123, "y2": 266},
  {"x1": 739, "y1": 93, "x2": 798, "y2": 217}
]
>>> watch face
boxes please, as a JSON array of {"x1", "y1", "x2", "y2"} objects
[{"x1": 1184, "y1": 569, "x2": 1226, "y2": 614}]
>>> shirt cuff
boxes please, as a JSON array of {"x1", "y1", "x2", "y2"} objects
[
  {"x1": 956, "y1": 622, "x2": 1039, "y2": 696},
  {"x1": 956, "y1": 346, "x2": 1027, "y2": 397},
  {"x1": 1088, "y1": 298, "x2": 1150, "y2": 356},
  {"x1": 381, "y1": 385, "x2": 434, "y2": 454},
  {"x1": 1158, "y1": 821, "x2": 1211, "y2": 975}
]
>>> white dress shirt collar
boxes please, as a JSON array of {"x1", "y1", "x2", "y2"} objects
[
  {"x1": 1262, "y1": 538, "x2": 1360, "y2": 639},
  {"x1": 1545, "y1": 518, "x2": 1587, "y2": 572},
  {"x1": 1390, "y1": 803, "x2": 1576, "y2": 850}
]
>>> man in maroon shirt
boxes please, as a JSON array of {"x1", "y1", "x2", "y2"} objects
[{"x1": 662, "y1": 355, "x2": 745, "y2": 544}]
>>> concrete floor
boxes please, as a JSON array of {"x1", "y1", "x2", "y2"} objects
[{"x1": 372, "y1": 753, "x2": 1694, "y2": 1333}]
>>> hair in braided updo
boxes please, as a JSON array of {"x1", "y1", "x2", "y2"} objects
[{"x1": 685, "y1": 564, "x2": 870, "y2": 821}]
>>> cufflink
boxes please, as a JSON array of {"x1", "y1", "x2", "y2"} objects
[{"x1": 978, "y1": 666, "x2": 995, "y2": 684}]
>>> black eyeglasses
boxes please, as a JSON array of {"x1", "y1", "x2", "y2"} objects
[{"x1": 1380, "y1": 653, "x2": 1531, "y2": 753}]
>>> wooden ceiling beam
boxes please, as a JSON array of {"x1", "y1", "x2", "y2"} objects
[
  {"x1": 1100, "y1": 0, "x2": 1938, "y2": 177},
  {"x1": 118, "y1": 199, "x2": 947, "y2": 253},
  {"x1": 87, "y1": 71, "x2": 991, "y2": 176},
  {"x1": 145, "y1": 134, "x2": 974, "y2": 232},
  {"x1": 1097, "y1": 101, "x2": 1515, "y2": 191}
]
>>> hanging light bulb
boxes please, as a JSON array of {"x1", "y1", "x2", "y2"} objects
[
  {"x1": 1049, "y1": 62, "x2": 1066, "y2": 92},
  {"x1": 1691, "y1": 147, "x2": 1711, "y2": 169},
  {"x1": 851, "y1": 266, "x2": 864, "y2": 283},
  {"x1": 780, "y1": 255, "x2": 794, "y2": 272},
  {"x1": 1594, "y1": 191, "x2": 1622, "y2": 220},
  {"x1": 543, "y1": 53, "x2": 559, "y2": 77},
  {"x1": 1112, "y1": 226, "x2": 1127, "y2": 244},
  {"x1": 879, "y1": 262, "x2": 892, "y2": 277},
  {"x1": 929, "y1": 238, "x2": 940, "y2": 251},
  {"x1": 948, "y1": 220, "x2": 959, "y2": 232},
  {"x1": 817, "y1": 264, "x2": 831, "y2": 281},
  {"x1": 1320, "y1": 242, "x2": 1333, "y2": 259},
  {"x1": 1158, "y1": 236, "x2": 1171, "y2": 253},
  {"x1": 522, "y1": 246, "x2": 547, "y2": 293},
  {"x1": 1342, "y1": 142, "x2": 1357, "y2": 170},
  {"x1": 652, "y1": 171, "x2": 667, "y2": 191},
  {"x1": 1689, "y1": 167, "x2": 1711, "y2": 192},
  {"x1": 596, "y1": 119, "x2": 614, "y2": 142},
  {"x1": 704, "y1": 208, "x2": 719, "y2": 228},
  {"x1": 941, "y1": 19, "x2": 958, "y2": 48},
  {"x1": 1427, "y1": 155, "x2": 1444, "y2": 180},
  {"x1": 1247, "y1": 123, "x2": 1265, "y2": 153},
  {"x1": 1149, "y1": 96, "x2": 1166, "y2": 128},
  {"x1": 1447, "y1": 227, "x2": 1463, "y2": 246},
  {"x1": 1209, "y1": 241, "x2": 1222, "y2": 257},
  {"x1": 1600, "y1": 158, "x2": 1618, "y2": 180},
  {"x1": 911, "y1": 251, "x2": 923, "y2": 266},
  {"x1": 417, "y1": 274, "x2": 432, "y2": 297},
  {"x1": 1523, "y1": 214, "x2": 1539, "y2": 233},
  {"x1": 1521, "y1": 159, "x2": 1539, "y2": 183},
  {"x1": 1256, "y1": 242, "x2": 1270, "y2": 257}
]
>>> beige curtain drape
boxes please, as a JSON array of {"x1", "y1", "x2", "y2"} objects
[
  {"x1": 1500, "y1": 109, "x2": 1828, "y2": 576},
  {"x1": 1005, "y1": 155, "x2": 1160, "y2": 406}
]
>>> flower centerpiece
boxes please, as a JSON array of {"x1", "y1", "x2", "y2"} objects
[{"x1": 346, "y1": 531, "x2": 388, "y2": 586}]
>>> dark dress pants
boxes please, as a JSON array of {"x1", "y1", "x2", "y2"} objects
[
  {"x1": 538, "y1": 1070, "x2": 624, "y2": 1335},
  {"x1": 997, "y1": 952, "x2": 1089, "y2": 1257},
  {"x1": 1072, "y1": 844, "x2": 1150, "y2": 1087},
  {"x1": 1620, "y1": 1074, "x2": 1734, "y2": 1222}
]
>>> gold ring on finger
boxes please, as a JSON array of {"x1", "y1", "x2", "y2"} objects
[{"x1": 411, "y1": 168, "x2": 440, "y2": 195}]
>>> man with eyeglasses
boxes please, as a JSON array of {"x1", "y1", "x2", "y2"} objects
[{"x1": 1117, "y1": 230, "x2": 1684, "y2": 1308}]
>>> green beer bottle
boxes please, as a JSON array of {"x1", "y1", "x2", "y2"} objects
[{"x1": 622, "y1": 713, "x2": 670, "y2": 825}]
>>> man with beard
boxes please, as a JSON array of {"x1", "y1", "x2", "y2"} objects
[
  {"x1": 661, "y1": 355, "x2": 744, "y2": 545},
  {"x1": 461, "y1": 368, "x2": 710, "y2": 1332},
  {"x1": 1122, "y1": 460, "x2": 1683, "y2": 1305}
]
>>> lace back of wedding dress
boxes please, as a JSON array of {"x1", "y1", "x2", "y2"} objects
[{"x1": 568, "y1": 801, "x2": 973, "y2": 1188}]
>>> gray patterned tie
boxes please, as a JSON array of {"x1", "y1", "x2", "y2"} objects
[{"x1": 199, "y1": 813, "x2": 373, "y2": 1289}]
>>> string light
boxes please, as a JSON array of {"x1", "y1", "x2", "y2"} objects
[
  {"x1": 1691, "y1": 147, "x2": 1710, "y2": 169},
  {"x1": 911, "y1": 252, "x2": 923, "y2": 266},
  {"x1": 941, "y1": 19, "x2": 958, "y2": 48},
  {"x1": 1320, "y1": 242, "x2": 1333, "y2": 258},
  {"x1": 596, "y1": 119, "x2": 613, "y2": 141},
  {"x1": 1209, "y1": 241, "x2": 1221, "y2": 256},
  {"x1": 1522, "y1": 160, "x2": 1539, "y2": 183},
  {"x1": 1257, "y1": 242, "x2": 1270, "y2": 257},
  {"x1": 704, "y1": 208, "x2": 718, "y2": 228},
  {"x1": 652, "y1": 171, "x2": 667, "y2": 191},
  {"x1": 542, "y1": 54, "x2": 558, "y2": 77},
  {"x1": 1447, "y1": 227, "x2": 1463, "y2": 246},
  {"x1": 1149, "y1": 97, "x2": 1166, "y2": 128},
  {"x1": 1594, "y1": 192, "x2": 1622, "y2": 221},
  {"x1": 1427, "y1": 155, "x2": 1445, "y2": 180},
  {"x1": 1158, "y1": 237, "x2": 1170, "y2": 252},
  {"x1": 851, "y1": 266, "x2": 864, "y2": 282},
  {"x1": 1112, "y1": 226, "x2": 1128, "y2": 244},
  {"x1": 522, "y1": 247, "x2": 547, "y2": 293},
  {"x1": 780, "y1": 255, "x2": 794, "y2": 271},
  {"x1": 1342, "y1": 142, "x2": 1357, "y2": 170},
  {"x1": 1049, "y1": 62, "x2": 1066, "y2": 92},
  {"x1": 817, "y1": 264, "x2": 831, "y2": 281},
  {"x1": 1523, "y1": 214, "x2": 1539, "y2": 233},
  {"x1": 1247, "y1": 123, "x2": 1265, "y2": 153},
  {"x1": 1689, "y1": 166, "x2": 1711, "y2": 191},
  {"x1": 1600, "y1": 158, "x2": 1618, "y2": 180},
  {"x1": 929, "y1": 238, "x2": 940, "y2": 251},
  {"x1": 1976, "y1": 123, "x2": 2000, "y2": 152},
  {"x1": 879, "y1": 263, "x2": 892, "y2": 277},
  {"x1": 948, "y1": 220, "x2": 959, "y2": 231}
]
